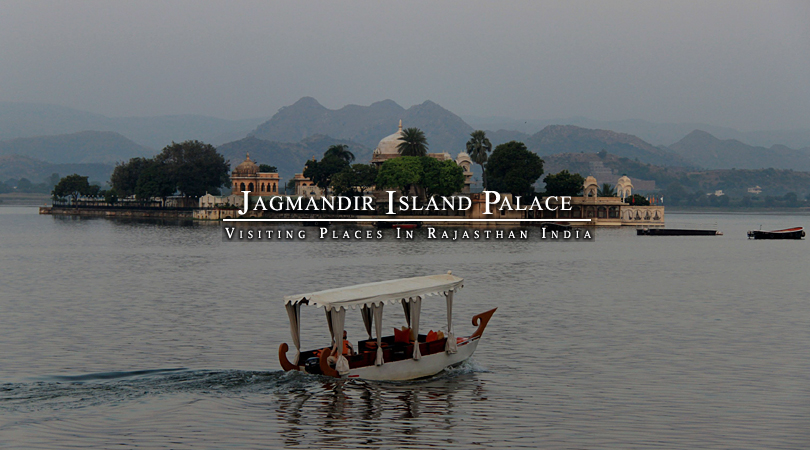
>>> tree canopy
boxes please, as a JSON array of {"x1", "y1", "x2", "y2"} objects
[
  {"x1": 543, "y1": 170, "x2": 585, "y2": 197},
  {"x1": 466, "y1": 130, "x2": 492, "y2": 189},
  {"x1": 53, "y1": 174, "x2": 96, "y2": 202},
  {"x1": 420, "y1": 157, "x2": 465, "y2": 198},
  {"x1": 375, "y1": 156, "x2": 424, "y2": 195},
  {"x1": 111, "y1": 140, "x2": 229, "y2": 200},
  {"x1": 134, "y1": 159, "x2": 175, "y2": 201},
  {"x1": 397, "y1": 128, "x2": 429, "y2": 157},
  {"x1": 303, "y1": 155, "x2": 350, "y2": 194},
  {"x1": 626, "y1": 194, "x2": 650, "y2": 206},
  {"x1": 375, "y1": 156, "x2": 464, "y2": 198},
  {"x1": 324, "y1": 144, "x2": 355, "y2": 163},
  {"x1": 485, "y1": 141, "x2": 544, "y2": 197},
  {"x1": 258, "y1": 164, "x2": 278, "y2": 173},
  {"x1": 331, "y1": 164, "x2": 378, "y2": 196},
  {"x1": 598, "y1": 183, "x2": 616, "y2": 197},
  {"x1": 155, "y1": 140, "x2": 230, "y2": 198}
]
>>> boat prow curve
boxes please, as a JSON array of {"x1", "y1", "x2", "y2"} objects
[{"x1": 471, "y1": 308, "x2": 497, "y2": 339}]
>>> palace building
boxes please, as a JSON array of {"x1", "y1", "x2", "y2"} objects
[{"x1": 230, "y1": 153, "x2": 280, "y2": 196}]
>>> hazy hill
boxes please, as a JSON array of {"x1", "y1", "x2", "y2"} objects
[
  {"x1": 485, "y1": 129, "x2": 531, "y2": 147},
  {"x1": 525, "y1": 125, "x2": 693, "y2": 167},
  {"x1": 465, "y1": 114, "x2": 810, "y2": 149},
  {"x1": 0, "y1": 102, "x2": 267, "y2": 149},
  {"x1": 539, "y1": 151, "x2": 810, "y2": 197},
  {"x1": 217, "y1": 135, "x2": 370, "y2": 181},
  {"x1": 0, "y1": 131, "x2": 152, "y2": 164},
  {"x1": 0, "y1": 154, "x2": 113, "y2": 185},
  {"x1": 250, "y1": 97, "x2": 474, "y2": 153},
  {"x1": 669, "y1": 130, "x2": 810, "y2": 171}
]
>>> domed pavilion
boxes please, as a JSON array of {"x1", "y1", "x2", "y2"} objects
[{"x1": 231, "y1": 152, "x2": 280, "y2": 196}]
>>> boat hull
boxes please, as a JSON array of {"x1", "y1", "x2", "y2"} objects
[
  {"x1": 279, "y1": 308, "x2": 496, "y2": 381},
  {"x1": 346, "y1": 337, "x2": 480, "y2": 381},
  {"x1": 747, "y1": 228, "x2": 805, "y2": 240}
]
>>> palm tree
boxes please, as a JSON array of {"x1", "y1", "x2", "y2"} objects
[
  {"x1": 324, "y1": 144, "x2": 355, "y2": 163},
  {"x1": 466, "y1": 130, "x2": 492, "y2": 190},
  {"x1": 598, "y1": 183, "x2": 616, "y2": 197},
  {"x1": 397, "y1": 128, "x2": 428, "y2": 157}
]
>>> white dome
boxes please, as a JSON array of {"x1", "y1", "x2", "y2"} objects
[
  {"x1": 372, "y1": 121, "x2": 405, "y2": 163},
  {"x1": 373, "y1": 130, "x2": 404, "y2": 157}
]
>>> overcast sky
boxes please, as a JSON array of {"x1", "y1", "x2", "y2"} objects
[{"x1": 1, "y1": 1, "x2": 808, "y2": 130}]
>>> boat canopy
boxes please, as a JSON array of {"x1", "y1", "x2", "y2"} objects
[
  {"x1": 284, "y1": 272, "x2": 464, "y2": 311},
  {"x1": 283, "y1": 272, "x2": 462, "y2": 374}
]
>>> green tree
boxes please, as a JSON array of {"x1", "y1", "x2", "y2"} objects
[
  {"x1": 258, "y1": 164, "x2": 278, "y2": 173},
  {"x1": 135, "y1": 160, "x2": 175, "y2": 202},
  {"x1": 420, "y1": 157, "x2": 465, "y2": 198},
  {"x1": 104, "y1": 188, "x2": 119, "y2": 204},
  {"x1": 52, "y1": 174, "x2": 93, "y2": 203},
  {"x1": 597, "y1": 183, "x2": 616, "y2": 197},
  {"x1": 324, "y1": 144, "x2": 355, "y2": 163},
  {"x1": 285, "y1": 178, "x2": 297, "y2": 195},
  {"x1": 626, "y1": 194, "x2": 650, "y2": 206},
  {"x1": 155, "y1": 140, "x2": 230, "y2": 198},
  {"x1": 303, "y1": 155, "x2": 350, "y2": 195},
  {"x1": 543, "y1": 170, "x2": 585, "y2": 197},
  {"x1": 111, "y1": 157, "x2": 151, "y2": 197},
  {"x1": 466, "y1": 130, "x2": 492, "y2": 190},
  {"x1": 485, "y1": 141, "x2": 544, "y2": 197},
  {"x1": 397, "y1": 128, "x2": 429, "y2": 157},
  {"x1": 376, "y1": 156, "x2": 424, "y2": 195},
  {"x1": 331, "y1": 164, "x2": 378, "y2": 196}
]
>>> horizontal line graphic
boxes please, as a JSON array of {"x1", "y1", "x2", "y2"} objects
[{"x1": 222, "y1": 218, "x2": 592, "y2": 222}]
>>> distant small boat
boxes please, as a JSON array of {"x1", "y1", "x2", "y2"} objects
[
  {"x1": 747, "y1": 227, "x2": 805, "y2": 240},
  {"x1": 393, "y1": 222, "x2": 421, "y2": 230},
  {"x1": 638, "y1": 228, "x2": 721, "y2": 236},
  {"x1": 303, "y1": 221, "x2": 331, "y2": 227},
  {"x1": 376, "y1": 221, "x2": 422, "y2": 229},
  {"x1": 541, "y1": 222, "x2": 572, "y2": 232}
]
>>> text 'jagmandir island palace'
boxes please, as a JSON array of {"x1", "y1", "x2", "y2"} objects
[{"x1": 42, "y1": 121, "x2": 664, "y2": 227}]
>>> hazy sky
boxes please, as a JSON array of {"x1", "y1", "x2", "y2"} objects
[{"x1": 1, "y1": 1, "x2": 808, "y2": 130}]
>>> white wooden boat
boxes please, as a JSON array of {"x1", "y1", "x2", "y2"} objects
[{"x1": 279, "y1": 272, "x2": 496, "y2": 381}]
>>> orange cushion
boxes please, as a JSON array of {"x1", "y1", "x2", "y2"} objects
[
  {"x1": 426, "y1": 330, "x2": 438, "y2": 342},
  {"x1": 394, "y1": 327, "x2": 411, "y2": 343}
]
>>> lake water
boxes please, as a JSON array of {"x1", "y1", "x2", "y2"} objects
[{"x1": 1, "y1": 206, "x2": 809, "y2": 449}]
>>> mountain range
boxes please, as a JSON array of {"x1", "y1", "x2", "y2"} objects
[
  {"x1": 218, "y1": 135, "x2": 371, "y2": 181},
  {"x1": 0, "y1": 131, "x2": 151, "y2": 164},
  {"x1": 669, "y1": 130, "x2": 810, "y2": 171},
  {"x1": 250, "y1": 97, "x2": 473, "y2": 153},
  {"x1": 0, "y1": 154, "x2": 112, "y2": 185},
  {"x1": 0, "y1": 102, "x2": 266, "y2": 149},
  {"x1": 463, "y1": 115, "x2": 810, "y2": 149},
  {"x1": 2, "y1": 97, "x2": 810, "y2": 188}
]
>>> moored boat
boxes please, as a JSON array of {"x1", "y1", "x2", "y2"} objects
[
  {"x1": 375, "y1": 221, "x2": 422, "y2": 229},
  {"x1": 747, "y1": 227, "x2": 805, "y2": 240},
  {"x1": 279, "y1": 272, "x2": 496, "y2": 381}
]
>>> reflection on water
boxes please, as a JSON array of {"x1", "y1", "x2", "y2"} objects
[{"x1": 1, "y1": 207, "x2": 810, "y2": 449}]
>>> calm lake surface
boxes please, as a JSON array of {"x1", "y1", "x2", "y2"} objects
[{"x1": 1, "y1": 206, "x2": 809, "y2": 449}]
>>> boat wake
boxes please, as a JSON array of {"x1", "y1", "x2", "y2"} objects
[{"x1": 1, "y1": 361, "x2": 486, "y2": 412}]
